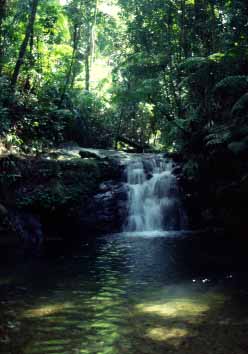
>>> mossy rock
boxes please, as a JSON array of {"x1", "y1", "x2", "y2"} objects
[
  {"x1": 16, "y1": 159, "x2": 102, "y2": 212},
  {"x1": 0, "y1": 152, "x2": 123, "y2": 240}
]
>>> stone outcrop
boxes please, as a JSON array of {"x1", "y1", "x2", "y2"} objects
[{"x1": 0, "y1": 149, "x2": 127, "y2": 252}]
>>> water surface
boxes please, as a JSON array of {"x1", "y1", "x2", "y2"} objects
[{"x1": 1, "y1": 231, "x2": 248, "y2": 354}]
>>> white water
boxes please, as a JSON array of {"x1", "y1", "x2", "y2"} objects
[{"x1": 125, "y1": 155, "x2": 186, "y2": 232}]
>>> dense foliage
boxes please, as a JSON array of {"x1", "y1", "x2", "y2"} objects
[
  {"x1": 1, "y1": 0, "x2": 248, "y2": 158},
  {"x1": 0, "y1": 0, "x2": 119, "y2": 150}
]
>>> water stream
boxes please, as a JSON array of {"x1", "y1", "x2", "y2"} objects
[{"x1": 125, "y1": 155, "x2": 186, "y2": 233}]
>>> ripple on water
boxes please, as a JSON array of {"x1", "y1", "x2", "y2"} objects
[{"x1": 1, "y1": 232, "x2": 248, "y2": 354}]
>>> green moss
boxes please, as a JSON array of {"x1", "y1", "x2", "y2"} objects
[
  {"x1": 14, "y1": 158, "x2": 103, "y2": 212},
  {"x1": 0, "y1": 153, "x2": 121, "y2": 241},
  {"x1": 0, "y1": 155, "x2": 113, "y2": 214}
]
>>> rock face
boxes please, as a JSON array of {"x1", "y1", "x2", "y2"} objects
[
  {"x1": 80, "y1": 181, "x2": 128, "y2": 234},
  {"x1": 0, "y1": 150, "x2": 128, "y2": 250}
]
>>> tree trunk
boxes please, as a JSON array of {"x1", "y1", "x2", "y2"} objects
[
  {"x1": 11, "y1": 0, "x2": 39, "y2": 89},
  {"x1": 180, "y1": 0, "x2": 188, "y2": 58},
  {"x1": 0, "y1": 0, "x2": 7, "y2": 74},
  {"x1": 90, "y1": 0, "x2": 98, "y2": 67},
  {"x1": 85, "y1": 50, "x2": 90, "y2": 91},
  {"x1": 60, "y1": 23, "x2": 80, "y2": 104},
  {"x1": 85, "y1": 0, "x2": 98, "y2": 91},
  {"x1": 117, "y1": 135, "x2": 150, "y2": 152},
  {"x1": 210, "y1": 2, "x2": 217, "y2": 53}
]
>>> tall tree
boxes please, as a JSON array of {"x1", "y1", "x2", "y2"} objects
[
  {"x1": 0, "y1": 0, "x2": 8, "y2": 73},
  {"x1": 60, "y1": 0, "x2": 84, "y2": 103},
  {"x1": 84, "y1": 0, "x2": 98, "y2": 91},
  {"x1": 11, "y1": 0, "x2": 39, "y2": 89}
]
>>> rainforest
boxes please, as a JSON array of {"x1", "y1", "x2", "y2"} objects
[{"x1": 1, "y1": 0, "x2": 248, "y2": 353}]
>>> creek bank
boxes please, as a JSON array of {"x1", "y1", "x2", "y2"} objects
[{"x1": 0, "y1": 148, "x2": 127, "y2": 253}]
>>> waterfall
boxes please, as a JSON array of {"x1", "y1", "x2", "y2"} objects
[{"x1": 125, "y1": 155, "x2": 186, "y2": 233}]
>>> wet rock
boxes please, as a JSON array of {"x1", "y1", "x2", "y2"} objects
[
  {"x1": 99, "y1": 181, "x2": 114, "y2": 192},
  {"x1": 142, "y1": 159, "x2": 154, "y2": 174},
  {"x1": 172, "y1": 165, "x2": 182, "y2": 176},
  {"x1": 80, "y1": 182, "x2": 128, "y2": 233}
]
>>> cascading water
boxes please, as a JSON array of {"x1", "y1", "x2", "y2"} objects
[{"x1": 125, "y1": 155, "x2": 186, "y2": 233}]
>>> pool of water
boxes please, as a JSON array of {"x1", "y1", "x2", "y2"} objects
[{"x1": 1, "y1": 231, "x2": 248, "y2": 354}]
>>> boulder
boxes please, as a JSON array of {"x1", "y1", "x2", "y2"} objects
[
  {"x1": 79, "y1": 150, "x2": 101, "y2": 159},
  {"x1": 79, "y1": 182, "x2": 128, "y2": 233}
]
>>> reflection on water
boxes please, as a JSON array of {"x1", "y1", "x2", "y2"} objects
[{"x1": 1, "y1": 233, "x2": 248, "y2": 354}]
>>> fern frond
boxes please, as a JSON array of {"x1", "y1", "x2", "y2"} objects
[{"x1": 205, "y1": 123, "x2": 232, "y2": 146}]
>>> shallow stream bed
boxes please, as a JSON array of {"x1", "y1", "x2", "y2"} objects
[{"x1": 1, "y1": 231, "x2": 248, "y2": 354}]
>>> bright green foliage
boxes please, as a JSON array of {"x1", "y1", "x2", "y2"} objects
[
  {"x1": 109, "y1": 0, "x2": 248, "y2": 154},
  {"x1": 0, "y1": 0, "x2": 119, "y2": 150},
  {"x1": 0, "y1": 0, "x2": 248, "y2": 157}
]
